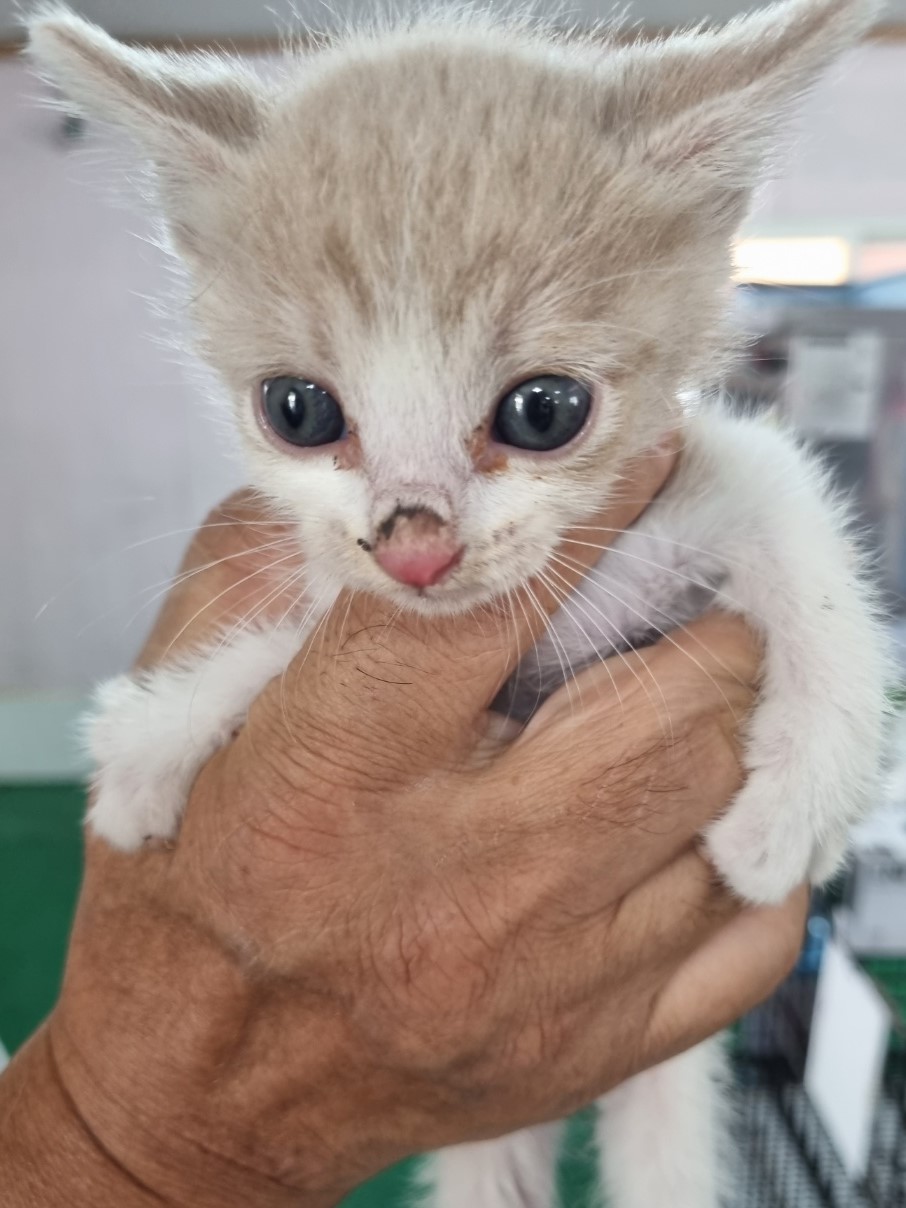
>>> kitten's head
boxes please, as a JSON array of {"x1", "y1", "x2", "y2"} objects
[{"x1": 29, "y1": 1, "x2": 876, "y2": 612}]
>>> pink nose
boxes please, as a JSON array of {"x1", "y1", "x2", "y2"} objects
[{"x1": 374, "y1": 542, "x2": 464, "y2": 588}]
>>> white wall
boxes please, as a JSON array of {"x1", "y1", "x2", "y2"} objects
[
  {"x1": 0, "y1": 60, "x2": 241, "y2": 694},
  {"x1": 2, "y1": 42, "x2": 906, "y2": 694},
  {"x1": 752, "y1": 44, "x2": 906, "y2": 231},
  {"x1": 4, "y1": 0, "x2": 901, "y2": 44}
]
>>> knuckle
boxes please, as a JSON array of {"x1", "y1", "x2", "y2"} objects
[
  {"x1": 698, "y1": 614, "x2": 764, "y2": 690},
  {"x1": 495, "y1": 988, "x2": 571, "y2": 1080},
  {"x1": 676, "y1": 709, "x2": 748, "y2": 799}
]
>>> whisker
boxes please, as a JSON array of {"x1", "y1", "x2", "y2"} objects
[
  {"x1": 565, "y1": 550, "x2": 755, "y2": 692},
  {"x1": 567, "y1": 526, "x2": 789, "y2": 589},
  {"x1": 554, "y1": 552, "x2": 744, "y2": 723},
  {"x1": 498, "y1": 587, "x2": 525, "y2": 728},
  {"x1": 160, "y1": 550, "x2": 303, "y2": 662},
  {"x1": 276, "y1": 582, "x2": 333, "y2": 743},
  {"x1": 562, "y1": 537, "x2": 773, "y2": 625},
  {"x1": 522, "y1": 582, "x2": 580, "y2": 714},
  {"x1": 178, "y1": 564, "x2": 314, "y2": 744},
  {"x1": 543, "y1": 561, "x2": 675, "y2": 744},
  {"x1": 70, "y1": 537, "x2": 301, "y2": 641},
  {"x1": 535, "y1": 568, "x2": 625, "y2": 712},
  {"x1": 35, "y1": 513, "x2": 295, "y2": 622},
  {"x1": 287, "y1": 585, "x2": 341, "y2": 708},
  {"x1": 196, "y1": 563, "x2": 310, "y2": 676},
  {"x1": 119, "y1": 537, "x2": 300, "y2": 633},
  {"x1": 501, "y1": 588, "x2": 546, "y2": 724}
]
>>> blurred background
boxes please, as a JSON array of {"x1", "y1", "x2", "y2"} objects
[{"x1": 2, "y1": 3, "x2": 906, "y2": 1205}]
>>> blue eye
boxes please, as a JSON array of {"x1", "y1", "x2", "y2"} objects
[
  {"x1": 493, "y1": 376, "x2": 591, "y2": 451},
  {"x1": 261, "y1": 377, "x2": 346, "y2": 447}
]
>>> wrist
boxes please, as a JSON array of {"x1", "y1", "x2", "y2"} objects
[
  {"x1": 3, "y1": 1014, "x2": 353, "y2": 1208},
  {"x1": 0, "y1": 1025, "x2": 162, "y2": 1208},
  {"x1": 43, "y1": 887, "x2": 358, "y2": 1208}
]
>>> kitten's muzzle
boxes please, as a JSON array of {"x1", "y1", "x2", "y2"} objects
[{"x1": 372, "y1": 506, "x2": 464, "y2": 589}]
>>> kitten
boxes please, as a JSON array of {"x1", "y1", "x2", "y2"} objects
[{"x1": 28, "y1": 2, "x2": 888, "y2": 1206}]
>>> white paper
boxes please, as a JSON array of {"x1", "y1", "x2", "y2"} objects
[
  {"x1": 804, "y1": 939, "x2": 891, "y2": 1178},
  {"x1": 787, "y1": 331, "x2": 884, "y2": 439}
]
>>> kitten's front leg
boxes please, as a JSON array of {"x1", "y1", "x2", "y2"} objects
[
  {"x1": 85, "y1": 621, "x2": 304, "y2": 850},
  {"x1": 421, "y1": 1122, "x2": 564, "y2": 1208},
  {"x1": 597, "y1": 1040, "x2": 727, "y2": 1208},
  {"x1": 682, "y1": 414, "x2": 889, "y2": 903}
]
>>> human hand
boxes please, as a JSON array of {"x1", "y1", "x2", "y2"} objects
[{"x1": 0, "y1": 446, "x2": 806, "y2": 1208}]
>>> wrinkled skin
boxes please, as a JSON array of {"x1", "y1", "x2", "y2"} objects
[{"x1": 0, "y1": 447, "x2": 807, "y2": 1208}]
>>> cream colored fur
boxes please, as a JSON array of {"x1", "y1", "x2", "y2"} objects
[{"x1": 28, "y1": 2, "x2": 888, "y2": 1205}]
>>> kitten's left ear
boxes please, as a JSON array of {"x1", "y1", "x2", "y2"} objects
[
  {"x1": 27, "y1": 6, "x2": 267, "y2": 152},
  {"x1": 618, "y1": 0, "x2": 878, "y2": 195},
  {"x1": 27, "y1": 6, "x2": 268, "y2": 247}
]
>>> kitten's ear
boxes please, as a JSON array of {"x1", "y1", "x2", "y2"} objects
[
  {"x1": 27, "y1": 6, "x2": 266, "y2": 152},
  {"x1": 26, "y1": 6, "x2": 268, "y2": 248},
  {"x1": 620, "y1": 0, "x2": 877, "y2": 193}
]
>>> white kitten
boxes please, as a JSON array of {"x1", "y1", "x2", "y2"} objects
[{"x1": 28, "y1": 2, "x2": 889, "y2": 1205}]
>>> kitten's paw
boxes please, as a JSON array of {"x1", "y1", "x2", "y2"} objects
[
  {"x1": 82, "y1": 674, "x2": 192, "y2": 851},
  {"x1": 82, "y1": 623, "x2": 302, "y2": 851},
  {"x1": 808, "y1": 832, "x2": 850, "y2": 886},
  {"x1": 705, "y1": 781, "x2": 815, "y2": 905},
  {"x1": 87, "y1": 763, "x2": 186, "y2": 851}
]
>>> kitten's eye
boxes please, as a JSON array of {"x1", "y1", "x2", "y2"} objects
[
  {"x1": 261, "y1": 377, "x2": 346, "y2": 447},
  {"x1": 493, "y1": 376, "x2": 591, "y2": 451}
]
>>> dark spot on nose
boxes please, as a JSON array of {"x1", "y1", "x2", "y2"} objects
[
  {"x1": 357, "y1": 538, "x2": 373, "y2": 552},
  {"x1": 377, "y1": 505, "x2": 445, "y2": 542}
]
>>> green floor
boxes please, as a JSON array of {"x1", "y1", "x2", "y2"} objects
[{"x1": 0, "y1": 783, "x2": 600, "y2": 1206}]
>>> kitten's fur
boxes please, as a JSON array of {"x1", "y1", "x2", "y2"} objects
[{"x1": 28, "y1": 2, "x2": 888, "y2": 1205}]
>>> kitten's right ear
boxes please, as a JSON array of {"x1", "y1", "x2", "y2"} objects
[
  {"x1": 27, "y1": 6, "x2": 269, "y2": 248},
  {"x1": 613, "y1": 0, "x2": 879, "y2": 203}
]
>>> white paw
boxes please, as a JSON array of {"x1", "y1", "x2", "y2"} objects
[
  {"x1": 80, "y1": 623, "x2": 305, "y2": 852},
  {"x1": 87, "y1": 763, "x2": 187, "y2": 851},
  {"x1": 705, "y1": 778, "x2": 816, "y2": 905},
  {"x1": 808, "y1": 831, "x2": 850, "y2": 886},
  {"x1": 82, "y1": 673, "x2": 194, "y2": 851}
]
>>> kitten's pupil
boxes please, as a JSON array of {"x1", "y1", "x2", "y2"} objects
[
  {"x1": 261, "y1": 376, "x2": 346, "y2": 447},
  {"x1": 280, "y1": 385, "x2": 305, "y2": 428},
  {"x1": 526, "y1": 387, "x2": 555, "y2": 433},
  {"x1": 493, "y1": 376, "x2": 591, "y2": 451}
]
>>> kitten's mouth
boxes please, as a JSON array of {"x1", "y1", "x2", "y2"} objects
[{"x1": 378, "y1": 576, "x2": 492, "y2": 615}]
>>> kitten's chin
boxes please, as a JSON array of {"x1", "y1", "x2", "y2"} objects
[
  {"x1": 347, "y1": 560, "x2": 552, "y2": 618},
  {"x1": 376, "y1": 582, "x2": 501, "y2": 617}
]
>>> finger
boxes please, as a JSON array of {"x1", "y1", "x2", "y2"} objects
[
  {"x1": 644, "y1": 885, "x2": 809, "y2": 1064},
  {"x1": 564, "y1": 881, "x2": 804, "y2": 1103},
  {"x1": 637, "y1": 612, "x2": 764, "y2": 697},
  {"x1": 530, "y1": 850, "x2": 742, "y2": 997},
  {"x1": 527, "y1": 612, "x2": 762, "y2": 735},
  {"x1": 520, "y1": 853, "x2": 743, "y2": 1105},
  {"x1": 249, "y1": 440, "x2": 681, "y2": 761},
  {"x1": 488, "y1": 615, "x2": 760, "y2": 880},
  {"x1": 614, "y1": 850, "x2": 743, "y2": 966}
]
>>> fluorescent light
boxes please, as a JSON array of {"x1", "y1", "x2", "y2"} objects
[{"x1": 733, "y1": 237, "x2": 852, "y2": 286}]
